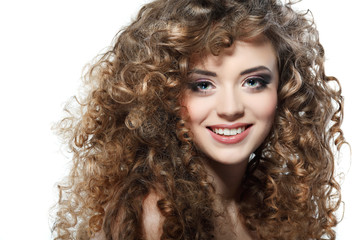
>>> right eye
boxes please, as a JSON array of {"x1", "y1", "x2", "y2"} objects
[{"x1": 189, "y1": 80, "x2": 215, "y2": 93}]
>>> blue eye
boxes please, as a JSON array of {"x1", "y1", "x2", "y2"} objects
[
  {"x1": 245, "y1": 78, "x2": 260, "y2": 87},
  {"x1": 243, "y1": 76, "x2": 269, "y2": 90},
  {"x1": 189, "y1": 80, "x2": 215, "y2": 92}
]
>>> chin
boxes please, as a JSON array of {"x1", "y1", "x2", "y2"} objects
[{"x1": 207, "y1": 152, "x2": 251, "y2": 165}]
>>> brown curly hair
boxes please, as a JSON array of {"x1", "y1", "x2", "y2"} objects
[{"x1": 52, "y1": 0, "x2": 347, "y2": 239}]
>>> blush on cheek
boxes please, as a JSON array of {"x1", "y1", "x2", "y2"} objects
[
  {"x1": 183, "y1": 96, "x2": 208, "y2": 123},
  {"x1": 250, "y1": 94, "x2": 277, "y2": 119}
]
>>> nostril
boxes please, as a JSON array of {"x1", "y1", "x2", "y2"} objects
[{"x1": 217, "y1": 112, "x2": 244, "y2": 121}]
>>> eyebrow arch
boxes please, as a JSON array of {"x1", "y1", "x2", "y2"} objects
[
  {"x1": 189, "y1": 69, "x2": 217, "y2": 77},
  {"x1": 240, "y1": 66, "x2": 271, "y2": 75}
]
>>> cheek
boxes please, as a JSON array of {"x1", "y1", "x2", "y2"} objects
[
  {"x1": 182, "y1": 95, "x2": 208, "y2": 124},
  {"x1": 186, "y1": 104, "x2": 203, "y2": 126},
  {"x1": 248, "y1": 91, "x2": 277, "y2": 122}
]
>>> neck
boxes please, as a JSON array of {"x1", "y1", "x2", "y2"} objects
[{"x1": 204, "y1": 158, "x2": 248, "y2": 200}]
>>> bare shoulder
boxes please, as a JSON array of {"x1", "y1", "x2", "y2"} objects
[
  {"x1": 89, "y1": 231, "x2": 106, "y2": 240},
  {"x1": 142, "y1": 191, "x2": 165, "y2": 240},
  {"x1": 87, "y1": 191, "x2": 164, "y2": 240}
]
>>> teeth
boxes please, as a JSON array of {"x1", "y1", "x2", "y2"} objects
[{"x1": 213, "y1": 127, "x2": 245, "y2": 136}]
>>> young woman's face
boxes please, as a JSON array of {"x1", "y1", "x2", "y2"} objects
[{"x1": 183, "y1": 39, "x2": 278, "y2": 165}]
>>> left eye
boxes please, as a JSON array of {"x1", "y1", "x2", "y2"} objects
[
  {"x1": 243, "y1": 77, "x2": 267, "y2": 89},
  {"x1": 197, "y1": 81, "x2": 212, "y2": 90}
]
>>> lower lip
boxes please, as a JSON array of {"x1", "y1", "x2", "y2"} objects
[{"x1": 208, "y1": 126, "x2": 252, "y2": 144}]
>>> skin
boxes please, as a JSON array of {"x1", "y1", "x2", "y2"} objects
[{"x1": 185, "y1": 38, "x2": 278, "y2": 166}]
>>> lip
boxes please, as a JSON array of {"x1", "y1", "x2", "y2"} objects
[{"x1": 207, "y1": 124, "x2": 252, "y2": 144}]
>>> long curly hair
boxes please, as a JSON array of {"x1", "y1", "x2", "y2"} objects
[{"x1": 52, "y1": 0, "x2": 347, "y2": 239}]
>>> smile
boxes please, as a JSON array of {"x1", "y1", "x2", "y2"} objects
[{"x1": 207, "y1": 124, "x2": 252, "y2": 144}]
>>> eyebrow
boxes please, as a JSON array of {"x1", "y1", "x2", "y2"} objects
[
  {"x1": 190, "y1": 65, "x2": 272, "y2": 77},
  {"x1": 190, "y1": 69, "x2": 217, "y2": 77},
  {"x1": 240, "y1": 66, "x2": 272, "y2": 75}
]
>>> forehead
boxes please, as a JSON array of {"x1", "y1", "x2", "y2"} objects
[{"x1": 191, "y1": 37, "x2": 278, "y2": 71}]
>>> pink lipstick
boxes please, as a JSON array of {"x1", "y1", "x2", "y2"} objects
[{"x1": 207, "y1": 123, "x2": 252, "y2": 144}]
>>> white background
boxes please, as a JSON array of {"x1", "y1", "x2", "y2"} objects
[{"x1": 0, "y1": 0, "x2": 358, "y2": 239}]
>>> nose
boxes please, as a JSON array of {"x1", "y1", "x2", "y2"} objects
[{"x1": 216, "y1": 89, "x2": 244, "y2": 120}]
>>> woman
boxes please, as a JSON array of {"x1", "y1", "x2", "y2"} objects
[{"x1": 52, "y1": 0, "x2": 346, "y2": 239}]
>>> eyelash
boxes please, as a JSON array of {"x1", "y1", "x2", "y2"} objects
[
  {"x1": 243, "y1": 76, "x2": 270, "y2": 90},
  {"x1": 188, "y1": 80, "x2": 215, "y2": 93}
]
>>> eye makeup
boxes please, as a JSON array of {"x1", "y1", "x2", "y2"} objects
[
  {"x1": 188, "y1": 80, "x2": 215, "y2": 93},
  {"x1": 187, "y1": 65, "x2": 274, "y2": 93},
  {"x1": 242, "y1": 73, "x2": 272, "y2": 90}
]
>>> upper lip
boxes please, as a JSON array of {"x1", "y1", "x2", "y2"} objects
[{"x1": 207, "y1": 123, "x2": 251, "y2": 129}]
